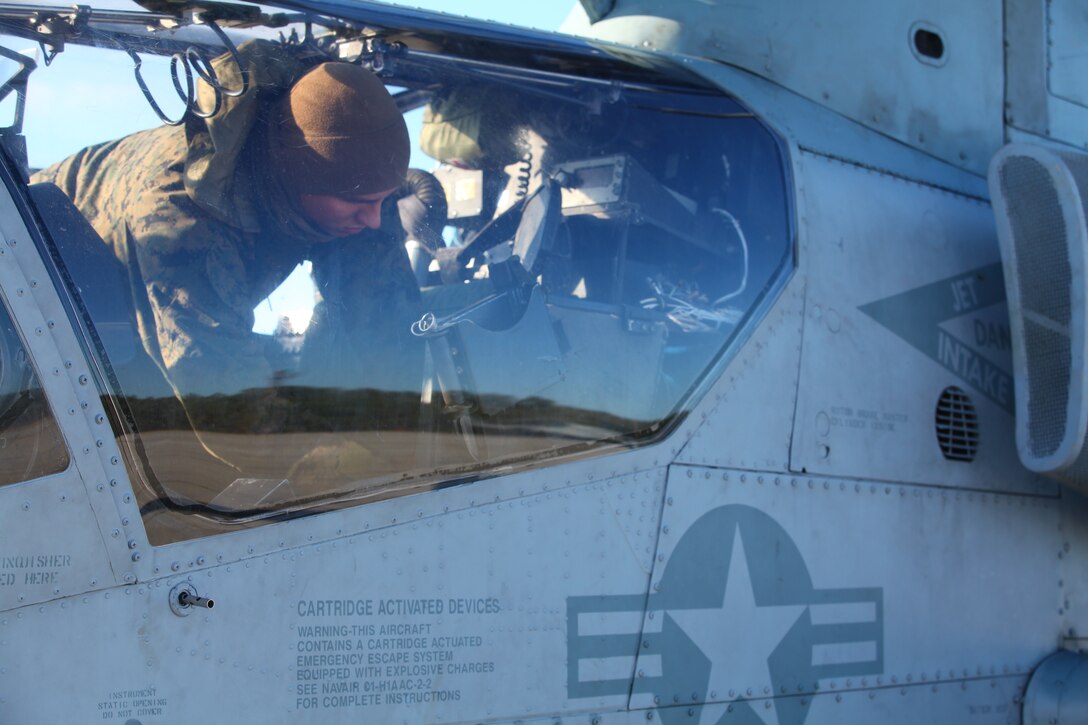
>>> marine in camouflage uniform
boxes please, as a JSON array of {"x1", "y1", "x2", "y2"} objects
[{"x1": 31, "y1": 41, "x2": 421, "y2": 437}]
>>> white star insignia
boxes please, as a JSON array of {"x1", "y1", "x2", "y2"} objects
[{"x1": 668, "y1": 526, "x2": 806, "y2": 725}]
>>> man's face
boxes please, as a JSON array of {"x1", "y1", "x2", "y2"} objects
[{"x1": 299, "y1": 187, "x2": 398, "y2": 237}]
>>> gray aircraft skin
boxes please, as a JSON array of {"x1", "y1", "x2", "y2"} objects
[{"x1": 0, "y1": 0, "x2": 1086, "y2": 723}]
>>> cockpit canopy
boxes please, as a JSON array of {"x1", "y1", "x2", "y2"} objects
[{"x1": 0, "y1": 0, "x2": 793, "y2": 544}]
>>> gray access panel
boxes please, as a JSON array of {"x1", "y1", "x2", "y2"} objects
[
  {"x1": 790, "y1": 150, "x2": 1051, "y2": 494},
  {"x1": 1005, "y1": 0, "x2": 1088, "y2": 152},
  {"x1": 629, "y1": 464, "x2": 1058, "y2": 722}
]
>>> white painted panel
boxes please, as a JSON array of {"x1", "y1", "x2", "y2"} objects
[
  {"x1": 791, "y1": 151, "x2": 1052, "y2": 494},
  {"x1": 677, "y1": 276, "x2": 804, "y2": 473},
  {"x1": 0, "y1": 470, "x2": 116, "y2": 609},
  {"x1": 629, "y1": 465, "x2": 1057, "y2": 721},
  {"x1": 0, "y1": 469, "x2": 666, "y2": 723}
]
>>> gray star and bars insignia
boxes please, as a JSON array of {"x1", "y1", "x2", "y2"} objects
[{"x1": 567, "y1": 505, "x2": 884, "y2": 725}]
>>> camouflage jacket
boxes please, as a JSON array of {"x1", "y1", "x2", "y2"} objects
[
  {"x1": 33, "y1": 125, "x2": 420, "y2": 405},
  {"x1": 30, "y1": 43, "x2": 420, "y2": 420}
]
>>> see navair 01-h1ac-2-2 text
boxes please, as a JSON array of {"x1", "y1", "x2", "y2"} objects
[{"x1": 0, "y1": 0, "x2": 1086, "y2": 722}]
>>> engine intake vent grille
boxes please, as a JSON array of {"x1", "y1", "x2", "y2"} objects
[
  {"x1": 990, "y1": 142, "x2": 1088, "y2": 490},
  {"x1": 935, "y1": 386, "x2": 978, "y2": 462}
]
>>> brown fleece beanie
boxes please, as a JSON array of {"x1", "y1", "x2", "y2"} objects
[{"x1": 269, "y1": 62, "x2": 410, "y2": 197}]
